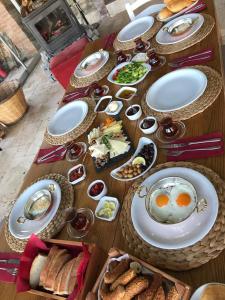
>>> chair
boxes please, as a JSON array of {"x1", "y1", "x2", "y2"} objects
[{"x1": 125, "y1": 0, "x2": 165, "y2": 21}]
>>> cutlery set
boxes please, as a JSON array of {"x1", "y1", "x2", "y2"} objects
[
  {"x1": 0, "y1": 258, "x2": 20, "y2": 277},
  {"x1": 36, "y1": 145, "x2": 67, "y2": 163}
]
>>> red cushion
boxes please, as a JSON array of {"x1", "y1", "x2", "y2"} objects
[{"x1": 50, "y1": 37, "x2": 89, "y2": 89}]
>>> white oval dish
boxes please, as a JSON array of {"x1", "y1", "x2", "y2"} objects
[
  {"x1": 115, "y1": 87, "x2": 137, "y2": 101},
  {"x1": 105, "y1": 101, "x2": 123, "y2": 115},
  {"x1": 94, "y1": 96, "x2": 112, "y2": 113},
  {"x1": 125, "y1": 104, "x2": 142, "y2": 121},
  {"x1": 156, "y1": 14, "x2": 204, "y2": 45},
  {"x1": 131, "y1": 167, "x2": 218, "y2": 249},
  {"x1": 139, "y1": 117, "x2": 158, "y2": 134},
  {"x1": 95, "y1": 196, "x2": 120, "y2": 221},
  {"x1": 117, "y1": 16, "x2": 154, "y2": 42},
  {"x1": 9, "y1": 179, "x2": 61, "y2": 239},
  {"x1": 67, "y1": 164, "x2": 86, "y2": 185},
  {"x1": 47, "y1": 100, "x2": 88, "y2": 137},
  {"x1": 111, "y1": 137, "x2": 157, "y2": 182},
  {"x1": 146, "y1": 68, "x2": 207, "y2": 112},
  {"x1": 107, "y1": 62, "x2": 151, "y2": 86},
  {"x1": 87, "y1": 180, "x2": 107, "y2": 201}
]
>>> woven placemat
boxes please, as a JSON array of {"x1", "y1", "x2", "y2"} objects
[
  {"x1": 151, "y1": 14, "x2": 215, "y2": 55},
  {"x1": 141, "y1": 65, "x2": 222, "y2": 121},
  {"x1": 113, "y1": 19, "x2": 162, "y2": 51},
  {"x1": 5, "y1": 174, "x2": 74, "y2": 253},
  {"x1": 70, "y1": 53, "x2": 116, "y2": 88},
  {"x1": 120, "y1": 162, "x2": 225, "y2": 271},
  {"x1": 44, "y1": 97, "x2": 96, "y2": 145}
]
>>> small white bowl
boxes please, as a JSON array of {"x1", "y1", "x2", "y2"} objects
[
  {"x1": 94, "y1": 96, "x2": 112, "y2": 113},
  {"x1": 68, "y1": 164, "x2": 86, "y2": 185},
  {"x1": 87, "y1": 180, "x2": 107, "y2": 201},
  {"x1": 105, "y1": 101, "x2": 123, "y2": 115},
  {"x1": 115, "y1": 87, "x2": 137, "y2": 101},
  {"x1": 139, "y1": 117, "x2": 158, "y2": 134},
  {"x1": 95, "y1": 196, "x2": 120, "y2": 221},
  {"x1": 125, "y1": 104, "x2": 142, "y2": 121}
]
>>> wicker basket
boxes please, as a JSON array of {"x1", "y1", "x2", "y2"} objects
[{"x1": 0, "y1": 80, "x2": 28, "y2": 125}]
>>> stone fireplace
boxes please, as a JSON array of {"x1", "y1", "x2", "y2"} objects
[{"x1": 22, "y1": 0, "x2": 86, "y2": 55}]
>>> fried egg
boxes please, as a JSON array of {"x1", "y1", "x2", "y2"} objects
[{"x1": 149, "y1": 184, "x2": 196, "y2": 224}]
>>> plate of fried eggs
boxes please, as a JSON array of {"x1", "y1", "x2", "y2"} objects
[{"x1": 131, "y1": 167, "x2": 218, "y2": 249}]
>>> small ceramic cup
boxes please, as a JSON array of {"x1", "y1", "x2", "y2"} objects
[
  {"x1": 87, "y1": 180, "x2": 107, "y2": 201},
  {"x1": 139, "y1": 117, "x2": 158, "y2": 134},
  {"x1": 125, "y1": 104, "x2": 142, "y2": 121}
]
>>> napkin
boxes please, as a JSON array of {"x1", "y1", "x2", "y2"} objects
[
  {"x1": 34, "y1": 145, "x2": 67, "y2": 164},
  {"x1": 63, "y1": 87, "x2": 91, "y2": 103},
  {"x1": 167, "y1": 132, "x2": 224, "y2": 162},
  {"x1": 184, "y1": 0, "x2": 207, "y2": 14},
  {"x1": 0, "y1": 252, "x2": 21, "y2": 283},
  {"x1": 103, "y1": 32, "x2": 117, "y2": 50}
]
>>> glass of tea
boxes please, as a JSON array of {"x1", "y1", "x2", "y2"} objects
[
  {"x1": 134, "y1": 37, "x2": 149, "y2": 53},
  {"x1": 116, "y1": 50, "x2": 130, "y2": 64},
  {"x1": 90, "y1": 82, "x2": 105, "y2": 97},
  {"x1": 147, "y1": 48, "x2": 166, "y2": 70},
  {"x1": 155, "y1": 117, "x2": 186, "y2": 143}
]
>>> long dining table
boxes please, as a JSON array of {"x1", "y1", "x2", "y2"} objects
[{"x1": 1, "y1": 1, "x2": 225, "y2": 299}]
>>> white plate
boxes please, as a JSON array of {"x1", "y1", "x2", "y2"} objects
[
  {"x1": 156, "y1": 14, "x2": 204, "y2": 45},
  {"x1": 9, "y1": 179, "x2": 61, "y2": 239},
  {"x1": 131, "y1": 167, "x2": 218, "y2": 249},
  {"x1": 157, "y1": 0, "x2": 198, "y2": 23},
  {"x1": 117, "y1": 16, "x2": 154, "y2": 42},
  {"x1": 107, "y1": 62, "x2": 151, "y2": 86},
  {"x1": 47, "y1": 100, "x2": 88, "y2": 137},
  {"x1": 111, "y1": 137, "x2": 157, "y2": 182},
  {"x1": 135, "y1": 4, "x2": 166, "y2": 19},
  {"x1": 190, "y1": 283, "x2": 225, "y2": 300},
  {"x1": 74, "y1": 50, "x2": 109, "y2": 78},
  {"x1": 146, "y1": 68, "x2": 207, "y2": 112},
  {"x1": 95, "y1": 196, "x2": 120, "y2": 222}
]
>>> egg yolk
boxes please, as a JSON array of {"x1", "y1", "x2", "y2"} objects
[
  {"x1": 156, "y1": 194, "x2": 169, "y2": 207},
  {"x1": 176, "y1": 193, "x2": 191, "y2": 206}
]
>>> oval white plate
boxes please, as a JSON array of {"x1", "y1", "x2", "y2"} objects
[
  {"x1": 156, "y1": 13, "x2": 204, "y2": 45},
  {"x1": 74, "y1": 50, "x2": 109, "y2": 78},
  {"x1": 9, "y1": 179, "x2": 61, "y2": 239},
  {"x1": 118, "y1": 16, "x2": 154, "y2": 42},
  {"x1": 47, "y1": 100, "x2": 88, "y2": 137},
  {"x1": 136, "y1": 4, "x2": 166, "y2": 19},
  {"x1": 146, "y1": 68, "x2": 207, "y2": 112},
  {"x1": 111, "y1": 137, "x2": 157, "y2": 182},
  {"x1": 157, "y1": 0, "x2": 198, "y2": 23},
  {"x1": 190, "y1": 283, "x2": 225, "y2": 300},
  {"x1": 131, "y1": 167, "x2": 218, "y2": 249},
  {"x1": 107, "y1": 62, "x2": 151, "y2": 86}
]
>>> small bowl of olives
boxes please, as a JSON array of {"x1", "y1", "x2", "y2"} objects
[{"x1": 139, "y1": 116, "x2": 158, "y2": 134}]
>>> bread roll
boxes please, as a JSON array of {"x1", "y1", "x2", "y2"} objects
[
  {"x1": 29, "y1": 254, "x2": 48, "y2": 288},
  {"x1": 164, "y1": 0, "x2": 172, "y2": 4},
  {"x1": 137, "y1": 274, "x2": 162, "y2": 300},
  {"x1": 167, "y1": 0, "x2": 193, "y2": 13},
  {"x1": 167, "y1": 286, "x2": 179, "y2": 300},
  {"x1": 123, "y1": 276, "x2": 149, "y2": 300},
  {"x1": 200, "y1": 284, "x2": 225, "y2": 300},
  {"x1": 153, "y1": 286, "x2": 165, "y2": 300},
  {"x1": 104, "y1": 259, "x2": 130, "y2": 284},
  {"x1": 110, "y1": 269, "x2": 137, "y2": 291},
  {"x1": 157, "y1": 7, "x2": 173, "y2": 21},
  {"x1": 100, "y1": 285, "x2": 125, "y2": 300}
]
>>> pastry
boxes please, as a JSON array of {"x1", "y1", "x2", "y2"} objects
[
  {"x1": 200, "y1": 284, "x2": 225, "y2": 300},
  {"x1": 39, "y1": 246, "x2": 58, "y2": 286},
  {"x1": 108, "y1": 261, "x2": 119, "y2": 272},
  {"x1": 123, "y1": 276, "x2": 149, "y2": 300},
  {"x1": 29, "y1": 253, "x2": 48, "y2": 288},
  {"x1": 110, "y1": 268, "x2": 137, "y2": 291},
  {"x1": 104, "y1": 259, "x2": 131, "y2": 284},
  {"x1": 167, "y1": 0, "x2": 193, "y2": 13},
  {"x1": 153, "y1": 286, "x2": 166, "y2": 300},
  {"x1": 167, "y1": 286, "x2": 180, "y2": 300},
  {"x1": 137, "y1": 274, "x2": 162, "y2": 300},
  {"x1": 157, "y1": 7, "x2": 173, "y2": 21},
  {"x1": 100, "y1": 285, "x2": 125, "y2": 300}
]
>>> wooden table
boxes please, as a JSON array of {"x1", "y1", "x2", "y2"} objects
[{"x1": 1, "y1": 1, "x2": 225, "y2": 299}]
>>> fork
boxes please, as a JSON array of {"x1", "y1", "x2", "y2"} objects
[
  {"x1": 0, "y1": 267, "x2": 18, "y2": 276},
  {"x1": 168, "y1": 56, "x2": 213, "y2": 68},
  {"x1": 168, "y1": 146, "x2": 222, "y2": 157}
]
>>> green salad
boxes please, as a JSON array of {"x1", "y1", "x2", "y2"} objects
[{"x1": 113, "y1": 62, "x2": 148, "y2": 84}]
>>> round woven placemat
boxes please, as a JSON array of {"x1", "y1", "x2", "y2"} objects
[
  {"x1": 120, "y1": 162, "x2": 225, "y2": 271},
  {"x1": 44, "y1": 97, "x2": 96, "y2": 145},
  {"x1": 70, "y1": 53, "x2": 116, "y2": 88},
  {"x1": 141, "y1": 65, "x2": 222, "y2": 121},
  {"x1": 113, "y1": 20, "x2": 162, "y2": 51},
  {"x1": 151, "y1": 14, "x2": 215, "y2": 55},
  {"x1": 5, "y1": 174, "x2": 74, "y2": 253}
]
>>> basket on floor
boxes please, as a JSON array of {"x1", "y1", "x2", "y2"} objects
[{"x1": 0, "y1": 80, "x2": 28, "y2": 125}]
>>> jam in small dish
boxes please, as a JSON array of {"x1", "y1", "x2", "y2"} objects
[
  {"x1": 68, "y1": 164, "x2": 86, "y2": 185},
  {"x1": 87, "y1": 180, "x2": 107, "y2": 200}
]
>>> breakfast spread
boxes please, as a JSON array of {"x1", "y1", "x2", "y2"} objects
[
  {"x1": 112, "y1": 62, "x2": 148, "y2": 84},
  {"x1": 158, "y1": 0, "x2": 196, "y2": 21}
]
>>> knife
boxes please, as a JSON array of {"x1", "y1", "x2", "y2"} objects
[
  {"x1": 159, "y1": 138, "x2": 222, "y2": 149},
  {"x1": 37, "y1": 145, "x2": 66, "y2": 163},
  {"x1": 0, "y1": 258, "x2": 20, "y2": 265},
  {"x1": 170, "y1": 49, "x2": 214, "y2": 64}
]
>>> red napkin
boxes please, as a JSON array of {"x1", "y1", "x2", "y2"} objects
[
  {"x1": 16, "y1": 234, "x2": 91, "y2": 300},
  {"x1": 167, "y1": 132, "x2": 224, "y2": 162},
  {"x1": 34, "y1": 145, "x2": 67, "y2": 164},
  {"x1": 0, "y1": 252, "x2": 21, "y2": 283},
  {"x1": 184, "y1": 0, "x2": 207, "y2": 14},
  {"x1": 63, "y1": 87, "x2": 91, "y2": 103},
  {"x1": 103, "y1": 32, "x2": 117, "y2": 50}
]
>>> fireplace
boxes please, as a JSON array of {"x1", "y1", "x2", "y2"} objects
[{"x1": 22, "y1": 0, "x2": 85, "y2": 55}]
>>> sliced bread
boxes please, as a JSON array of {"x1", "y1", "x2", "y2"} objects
[
  {"x1": 30, "y1": 253, "x2": 48, "y2": 289},
  {"x1": 39, "y1": 245, "x2": 58, "y2": 286}
]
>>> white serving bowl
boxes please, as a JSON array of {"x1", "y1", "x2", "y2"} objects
[
  {"x1": 95, "y1": 196, "x2": 120, "y2": 221},
  {"x1": 67, "y1": 164, "x2": 86, "y2": 185},
  {"x1": 115, "y1": 87, "x2": 137, "y2": 101},
  {"x1": 139, "y1": 116, "x2": 158, "y2": 134},
  {"x1": 87, "y1": 180, "x2": 107, "y2": 201},
  {"x1": 125, "y1": 104, "x2": 142, "y2": 121}
]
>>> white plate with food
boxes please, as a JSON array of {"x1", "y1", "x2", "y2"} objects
[
  {"x1": 156, "y1": 13, "x2": 204, "y2": 45},
  {"x1": 157, "y1": 0, "x2": 198, "y2": 23},
  {"x1": 47, "y1": 100, "x2": 88, "y2": 137},
  {"x1": 117, "y1": 16, "x2": 154, "y2": 42},
  {"x1": 131, "y1": 167, "x2": 218, "y2": 249},
  {"x1": 74, "y1": 50, "x2": 109, "y2": 78},
  {"x1": 111, "y1": 137, "x2": 157, "y2": 181},
  {"x1": 146, "y1": 68, "x2": 207, "y2": 112},
  {"x1": 9, "y1": 179, "x2": 61, "y2": 239},
  {"x1": 108, "y1": 62, "x2": 151, "y2": 86},
  {"x1": 191, "y1": 283, "x2": 225, "y2": 300}
]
